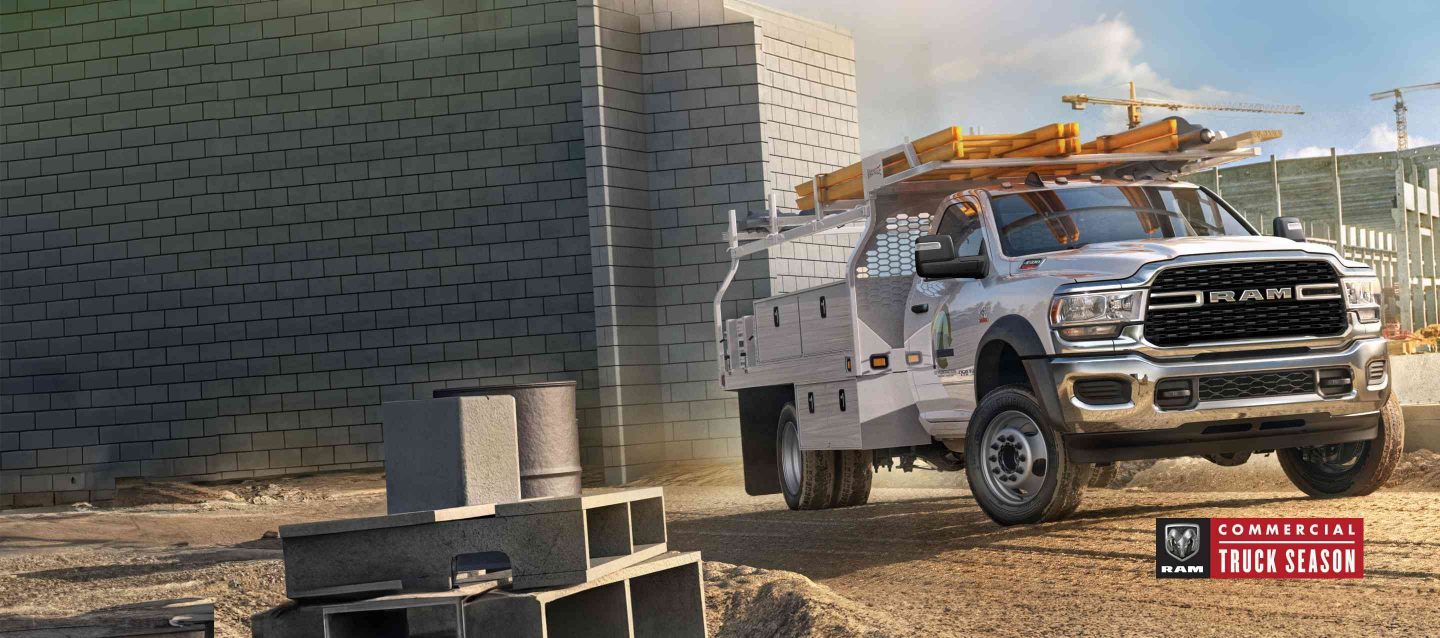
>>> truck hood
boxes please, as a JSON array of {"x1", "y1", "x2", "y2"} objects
[{"x1": 1016, "y1": 236, "x2": 1346, "y2": 283}]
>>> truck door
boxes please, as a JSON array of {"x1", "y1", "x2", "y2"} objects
[{"x1": 906, "y1": 199, "x2": 991, "y2": 436}]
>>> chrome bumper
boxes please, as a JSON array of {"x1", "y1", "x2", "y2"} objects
[{"x1": 1049, "y1": 338, "x2": 1390, "y2": 433}]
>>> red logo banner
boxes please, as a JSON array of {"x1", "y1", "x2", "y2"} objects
[{"x1": 1209, "y1": 518, "x2": 1364, "y2": 579}]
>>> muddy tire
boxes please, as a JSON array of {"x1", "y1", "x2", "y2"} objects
[
  {"x1": 1087, "y1": 463, "x2": 1117, "y2": 488},
  {"x1": 777, "y1": 404, "x2": 837, "y2": 510},
  {"x1": 1278, "y1": 392, "x2": 1404, "y2": 497},
  {"x1": 831, "y1": 450, "x2": 873, "y2": 507},
  {"x1": 965, "y1": 385, "x2": 1089, "y2": 525}
]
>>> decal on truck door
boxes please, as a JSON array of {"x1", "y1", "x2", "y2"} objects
[{"x1": 932, "y1": 304, "x2": 952, "y2": 369}]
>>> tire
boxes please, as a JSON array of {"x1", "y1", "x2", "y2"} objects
[
  {"x1": 1087, "y1": 463, "x2": 1117, "y2": 488},
  {"x1": 832, "y1": 450, "x2": 873, "y2": 507},
  {"x1": 965, "y1": 385, "x2": 1090, "y2": 525},
  {"x1": 1278, "y1": 392, "x2": 1404, "y2": 497},
  {"x1": 776, "y1": 404, "x2": 837, "y2": 510}
]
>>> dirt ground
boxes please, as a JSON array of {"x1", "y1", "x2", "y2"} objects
[{"x1": 2, "y1": 455, "x2": 1439, "y2": 637}]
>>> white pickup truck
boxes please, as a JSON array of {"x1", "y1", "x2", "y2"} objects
[{"x1": 715, "y1": 119, "x2": 1401, "y2": 525}]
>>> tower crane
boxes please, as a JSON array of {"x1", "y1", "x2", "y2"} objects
[
  {"x1": 1370, "y1": 82, "x2": 1440, "y2": 150},
  {"x1": 1063, "y1": 81, "x2": 1304, "y2": 129}
]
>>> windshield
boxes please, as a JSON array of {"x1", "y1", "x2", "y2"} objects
[{"x1": 989, "y1": 185, "x2": 1254, "y2": 257}]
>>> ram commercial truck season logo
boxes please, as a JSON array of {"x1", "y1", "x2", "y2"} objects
[{"x1": 1155, "y1": 518, "x2": 1364, "y2": 579}]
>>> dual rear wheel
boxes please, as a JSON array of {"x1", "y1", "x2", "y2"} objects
[{"x1": 777, "y1": 404, "x2": 872, "y2": 510}]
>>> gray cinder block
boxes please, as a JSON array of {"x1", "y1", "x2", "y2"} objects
[
  {"x1": 464, "y1": 551, "x2": 707, "y2": 638},
  {"x1": 381, "y1": 396, "x2": 521, "y2": 514},
  {"x1": 279, "y1": 488, "x2": 669, "y2": 599},
  {"x1": 321, "y1": 581, "x2": 501, "y2": 638}
]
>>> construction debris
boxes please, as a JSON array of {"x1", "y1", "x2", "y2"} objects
[{"x1": 252, "y1": 389, "x2": 706, "y2": 637}]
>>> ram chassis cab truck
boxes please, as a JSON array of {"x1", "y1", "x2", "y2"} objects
[{"x1": 716, "y1": 134, "x2": 1401, "y2": 525}]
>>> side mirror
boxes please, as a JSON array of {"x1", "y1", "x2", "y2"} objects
[
  {"x1": 1272, "y1": 216, "x2": 1306, "y2": 242},
  {"x1": 915, "y1": 234, "x2": 988, "y2": 279}
]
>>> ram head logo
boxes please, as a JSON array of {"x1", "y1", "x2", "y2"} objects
[{"x1": 1164, "y1": 523, "x2": 1201, "y2": 562}]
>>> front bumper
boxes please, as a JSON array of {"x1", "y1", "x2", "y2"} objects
[{"x1": 1048, "y1": 337, "x2": 1390, "y2": 433}]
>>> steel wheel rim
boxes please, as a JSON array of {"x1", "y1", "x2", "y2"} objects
[
  {"x1": 1298, "y1": 441, "x2": 1368, "y2": 477},
  {"x1": 980, "y1": 410, "x2": 1049, "y2": 506},
  {"x1": 780, "y1": 419, "x2": 803, "y2": 495}
]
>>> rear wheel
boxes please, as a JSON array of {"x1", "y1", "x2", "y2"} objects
[
  {"x1": 777, "y1": 404, "x2": 836, "y2": 510},
  {"x1": 832, "y1": 450, "x2": 873, "y2": 507},
  {"x1": 965, "y1": 386, "x2": 1089, "y2": 525},
  {"x1": 1278, "y1": 392, "x2": 1403, "y2": 497}
]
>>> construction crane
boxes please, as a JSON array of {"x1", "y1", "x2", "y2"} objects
[
  {"x1": 1370, "y1": 82, "x2": 1440, "y2": 150},
  {"x1": 1063, "y1": 81, "x2": 1304, "y2": 129}
]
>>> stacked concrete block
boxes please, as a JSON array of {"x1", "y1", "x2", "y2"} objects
[
  {"x1": 278, "y1": 487, "x2": 669, "y2": 597},
  {"x1": 258, "y1": 551, "x2": 703, "y2": 638},
  {"x1": 259, "y1": 483, "x2": 701, "y2": 637},
  {"x1": 256, "y1": 391, "x2": 700, "y2": 637}
]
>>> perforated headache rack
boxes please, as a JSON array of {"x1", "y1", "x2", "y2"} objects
[{"x1": 712, "y1": 116, "x2": 1283, "y2": 348}]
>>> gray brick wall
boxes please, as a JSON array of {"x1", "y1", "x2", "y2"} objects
[
  {"x1": 0, "y1": 0, "x2": 595, "y2": 507},
  {"x1": 1, "y1": 0, "x2": 856, "y2": 504},
  {"x1": 578, "y1": 0, "x2": 856, "y2": 484}
]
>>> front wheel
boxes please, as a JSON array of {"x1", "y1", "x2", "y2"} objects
[
  {"x1": 1278, "y1": 392, "x2": 1404, "y2": 497},
  {"x1": 965, "y1": 386, "x2": 1089, "y2": 525}
]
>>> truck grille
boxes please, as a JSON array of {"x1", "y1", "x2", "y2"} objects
[
  {"x1": 1198, "y1": 370, "x2": 1316, "y2": 401},
  {"x1": 1145, "y1": 261, "x2": 1347, "y2": 347}
]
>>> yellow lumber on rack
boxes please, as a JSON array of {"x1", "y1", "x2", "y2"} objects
[
  {"x1": 797, "y1": 126, "x2": 962, "y2": 197},
  {"x1": 796, "y1": 123, "x2": 1081, "y2": 207},
  {"x1": 793, "y1": 118, "x2": 1262, "y2": 207},
  {"x1": 797, "y1": 142, "x2": 964, "y2": 210}
]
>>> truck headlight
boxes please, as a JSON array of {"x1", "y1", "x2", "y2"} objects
[
  {"x1": 1050, "y1": 291, "x2": 1143, "y2": 339},
  {"x1": 1342, "y1": 276, "x2": 1381, "y2": 323}
]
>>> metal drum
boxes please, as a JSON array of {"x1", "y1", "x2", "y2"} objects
[{"x1": 434, "y1": 381, "x2": 581, "y2": 499}]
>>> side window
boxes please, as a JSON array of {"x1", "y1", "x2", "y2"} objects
[{"x1": 935, "y1": 202, "x2": 986, "y2": 257}]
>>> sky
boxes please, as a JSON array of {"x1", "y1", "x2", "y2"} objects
[{"x1": 759, "y1": 0, "x2": 1440, "y2": 162}]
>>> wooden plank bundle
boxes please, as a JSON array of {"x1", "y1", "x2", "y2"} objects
[{"x1": 794, "y1": 117, "x2": 1222, "y2": 209}]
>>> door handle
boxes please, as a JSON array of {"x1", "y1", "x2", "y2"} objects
[
  {"x1": 936, "y1": 348, "x2": 955, "y2": 358},
  {"x1": 910, "y1": 304, "x2": 929, "y2": 314}
]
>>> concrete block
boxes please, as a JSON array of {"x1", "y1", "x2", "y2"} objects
[
  {"x1": 463, "y1": 551, "x2": 706, "y2": 638},
  {"x1": 1392, "y1": 353, "x2": 1440, "y2": 404},
  {"x1": 380, "y1": 396, "x2": 520, "y2": 515},
  {"x1": 278, "y1": 488, "x2": 668, "y2": 599},
  {"x1": 320, "y1": 581, "x2": 500, "y2": 638},
  {"x1": 1402, "y1": 404, "x2": 1440, "y2": 452}
]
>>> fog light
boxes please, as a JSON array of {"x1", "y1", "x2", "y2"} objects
[
  {"x1": 1155, "y1": 379, "x2": 1196, "y2": 409},
  {"x1": 869, "y1": 354, "x2": 889, "y2": 370},
  {"x1": 1354, "y1": 307, "x2": 1380, "y2": 323},
  {"x1": 1317, "y1": 368, "x2": 1352, "y2": 397}
]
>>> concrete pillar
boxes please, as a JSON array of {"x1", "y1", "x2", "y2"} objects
[
  {"x1": 1395, "y1": 162, "x2": 1414, "y2": 330},
  {"x1": 1271, "y1": 154, "x2": 1283, "y2": 219},
  {"x1": 1431, "y1": 168, "x2": 1439, "y2": 325},
  {"x1": 1332, "y1": 148, "x2": 1345, "y2": 254},
  {"x1": 1412, "y1": 162, "x2": 1429, "y2": 327}
]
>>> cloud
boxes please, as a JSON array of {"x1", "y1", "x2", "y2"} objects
[
  {"x1": 931, "y1": 15, "x2": 1238, "y2": 128},
  {"x1": 1280, "y1": 123, "x2": 1434, "y2": 159}
]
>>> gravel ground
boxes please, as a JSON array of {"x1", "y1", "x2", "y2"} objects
[{"x1": 1, "y1": 460, "x2": 1438, "y2": 637}]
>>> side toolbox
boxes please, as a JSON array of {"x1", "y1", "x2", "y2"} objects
[
  {"x1": 794, "y1": 379, "x2": 861, "y2": 449},
  {"x1": 753, "y1": 297, "x2": 802, "y2": 362},
  {"x1": 798, "y1": 283, "x2": 850, "y2": 355}
]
